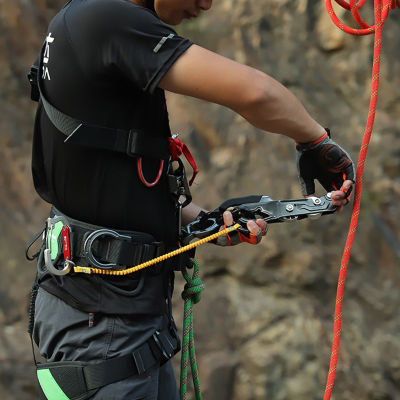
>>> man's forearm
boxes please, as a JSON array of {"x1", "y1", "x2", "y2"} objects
[
  {"x1": 234, "y1": 70, "x2": 326, "y2": 143},
  {"x1": 180, "y1": 197, "x2": 206, "y2": 226}
]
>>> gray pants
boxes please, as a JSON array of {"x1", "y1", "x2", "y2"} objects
[{"x1": 33, "y1": 288, "x2": 180, "y2": 400}]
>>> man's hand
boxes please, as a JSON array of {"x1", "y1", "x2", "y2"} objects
[
  {"x1": 215, "y1": 210, "x2": 267, "y2": 246},
  {"x1": 296, "y1": 129, "x2": 355, "y2": 211},
  {"x1": 323, "y1": 181, "x2": 353, "y2": 212}
]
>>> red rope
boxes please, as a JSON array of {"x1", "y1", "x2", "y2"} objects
[{"x1": 323, "y1": 1, "x2": 398, "y2": 399}]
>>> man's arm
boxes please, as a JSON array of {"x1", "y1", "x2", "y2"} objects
[
  {"x1": 160, "y1": 45, "x2": 353, "y2": 210},
  {"x1": 159, "y1": 45, "x2": 325, "y2": 143},
  {"x1": 180, "y1": 199, "x2": 205, "y2": 226}
]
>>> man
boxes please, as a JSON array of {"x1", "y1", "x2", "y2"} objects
[{"x1": 28, "y1": 0, "x2": 353, "y2": 399}]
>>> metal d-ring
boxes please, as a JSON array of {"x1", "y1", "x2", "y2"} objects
[{"x1": 83, "y1": 229, "x2": 131, "y2": 269}]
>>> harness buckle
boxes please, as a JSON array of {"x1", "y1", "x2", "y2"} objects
[
  {"x1": 28, "y1": 65, "x2": 40, "y2": 102},
  {"x1": 126, "y1": 130, "x2": 139, "y2": 157},
  {"x1": 83, "y1": 229, "x2": 131, "y2": 269},
  {"x1": 152, "y1": 329, "x2": 176, "y2": 363}
]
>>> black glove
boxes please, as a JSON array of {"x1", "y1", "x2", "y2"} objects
[
  {"x1": 296, "y1": 129, "x2": 355, "y2": 197},
  {"x1": 214, "y1": 220, "x2": 266, "y2": 246}
]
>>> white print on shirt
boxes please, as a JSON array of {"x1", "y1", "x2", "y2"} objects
[
  {"x1": 153, "y1": 34, "x2": 174, "y2": 53},
  {"x1": 42, "y1": 32, "x2": 55, "y2": 81}
]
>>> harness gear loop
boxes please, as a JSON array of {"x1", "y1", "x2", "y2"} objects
[
  {"x1": 180, "y1": 259, "x2": 203, "y2": 400},
  {"x1": 169, "y1": 136, "x2": 199, "y2": 186},
  {"x1": 137, "y1": 158, "x2": 164, "y2": 187},
  {"x1": 323, "y1": 1, "x2": 398, "y2": 399}
]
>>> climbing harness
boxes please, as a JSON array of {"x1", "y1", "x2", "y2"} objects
[
  {"x1": 323, "y1": 1, "x2": 399, "y2": 399},
  {"x1": 34, "y1": 194, "x2": 336, "y2": 277},
  {"x1": 27, "y1": 190, "x2": 338, "y2": 400},
  {"x1": 38, "y1": 207, "x2": 172, "y2": 275}
]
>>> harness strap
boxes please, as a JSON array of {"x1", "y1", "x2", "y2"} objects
[
  {"x1": 35, "y1": 323, "x2": 180, "y2": 400},
  {"x1": 29, "y1": 47, "x2": 169, "y2": 160}
]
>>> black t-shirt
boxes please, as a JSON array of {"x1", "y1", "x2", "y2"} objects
[
  {"x1": 33, "y1": 0, "x2": 192, "y2": 242},
  {"x1": 31, "y1": 0, "x2": 193, "y2": 313}
]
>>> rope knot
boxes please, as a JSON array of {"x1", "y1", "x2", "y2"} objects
[
  {"x1": 180, "y1": 259, "x2": 203, "y2": 399},
  {"x1": 181, "y1": 263, "x2": 204, "y2": 304}
]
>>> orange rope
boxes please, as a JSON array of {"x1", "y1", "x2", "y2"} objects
[{"x1": 323, "y1": 1, "x2": 398, "y2": 399}]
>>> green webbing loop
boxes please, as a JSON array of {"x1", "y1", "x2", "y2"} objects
[
  {"x1": 180, "y1": 259, "x2": 204, "y2": 400},
  {"x1": 47, "y1": 221, "x2": 63, "y2": 260},
  {"x1": 37, "y1": 369, "x2": 70, "y2": 400}
]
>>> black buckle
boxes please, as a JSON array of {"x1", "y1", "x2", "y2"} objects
[
  {"x1": 126, "y1": 130, "x2": 139, "y2": 157},
  {"x1": 132, "y1": 349, "x2": 147, "y2": 375},
  {"x1": 152, "y1": 330, "x2": 176, "y2": 363},
  {"x1": 168, "y1": 158, "x2": 192, "y2": 206},
  {"x1": 28, "y1": 65, "x2": 40, "y2": 102}
]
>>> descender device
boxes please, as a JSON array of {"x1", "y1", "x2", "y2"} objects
[{"x1": 183, "y1": 193, "x2": 336, "y2": 244}]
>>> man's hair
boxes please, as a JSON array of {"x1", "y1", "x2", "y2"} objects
[{"x1": 146, "y1": 0, "x2": 155, "y2": 12}]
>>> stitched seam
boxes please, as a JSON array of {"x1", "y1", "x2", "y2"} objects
[{"x1": 103, "y1": 316, "x2": 116, "y2": 359}]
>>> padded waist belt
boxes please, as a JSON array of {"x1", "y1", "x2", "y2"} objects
[
  {"x1": 37, "y1": 324, "x2": 180, "y2": 400},
  {"x1": 47, "y1": 206, "x2": 167, "y2": 271}
]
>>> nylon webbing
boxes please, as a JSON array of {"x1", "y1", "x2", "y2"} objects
[
  {"x1": 34, "y1": 43, "x2": 169, "y2": 159},
  {"x1": 37, "y1": 369, "x2": 70, "y2": 400}
]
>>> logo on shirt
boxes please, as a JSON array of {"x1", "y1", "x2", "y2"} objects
[
  {"x1": 153, "y1": 34, "x2": 174, "y2": 53},
  {"x1": 42, "y1": 32, "x2": 55, "y2": 81}
]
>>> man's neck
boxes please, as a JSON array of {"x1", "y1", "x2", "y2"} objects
[{"x1": 129, "y1": 0, "x2": 146, "y2": 7}]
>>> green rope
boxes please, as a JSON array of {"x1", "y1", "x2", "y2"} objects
[{"x1": 180, "y1": 259, "x2": 204, "y2": 400}]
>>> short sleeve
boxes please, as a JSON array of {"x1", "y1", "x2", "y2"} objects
[{"x1": 100, "y1": 2, "x2": 193, "y2": 93}]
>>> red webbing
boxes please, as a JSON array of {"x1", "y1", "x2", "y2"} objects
[
  {"x1": 323, "y1": 1, "x2": 398, "y2": 398},
  {"x1": 168, "y1": 137, "x2": 199, "y2": 186}
]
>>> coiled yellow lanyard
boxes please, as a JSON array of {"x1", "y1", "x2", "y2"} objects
[{"x1": 73, "y1": 223, "x2": 241, "y2": 276}]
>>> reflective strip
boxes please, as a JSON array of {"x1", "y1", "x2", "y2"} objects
[
  {"x1": 153, "y1": 34, "x2": 174, "y2": 53},
  {"x1": 37, "y1": 369, "x2": 70, "y2": 400}
]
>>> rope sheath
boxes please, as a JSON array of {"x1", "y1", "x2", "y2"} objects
[
  {"x1": 180, "y1": 259, "x2": 203, "y2": 400},
  {"x1": 323, "y1": 1, "x2": 397, "y2": 398}
]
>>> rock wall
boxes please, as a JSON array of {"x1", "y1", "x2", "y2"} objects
[{"x1": 0, "y1": 1, "x2": 399, "y2": 399}]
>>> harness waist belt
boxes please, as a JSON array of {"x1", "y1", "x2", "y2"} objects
[{"x1": 46, "y1": 207, "x2": 167, "y2": 272}]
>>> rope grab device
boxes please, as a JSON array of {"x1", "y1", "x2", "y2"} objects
[{"x1": 324, "y1": 1, "x2": 399, "y2": 399}]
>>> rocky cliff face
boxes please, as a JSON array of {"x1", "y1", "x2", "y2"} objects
[{"x1": 1, "y1": 1, "x2": 399, "y2": 399}]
